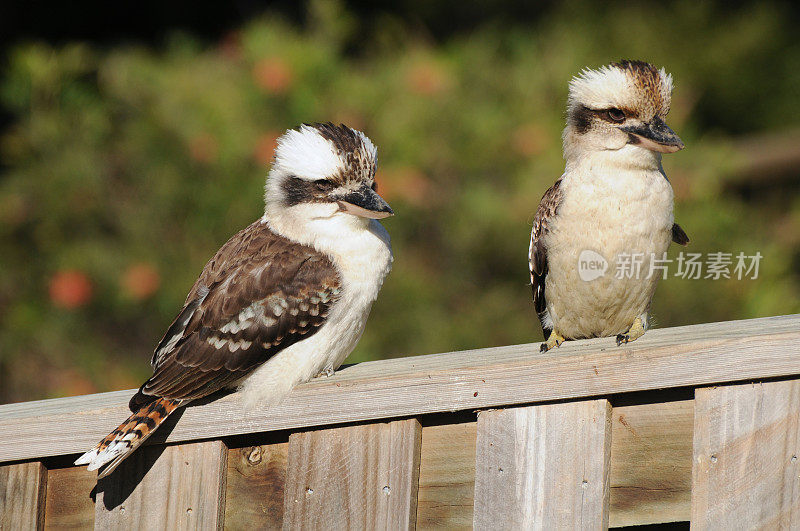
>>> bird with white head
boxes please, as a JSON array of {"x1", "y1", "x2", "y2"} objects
[
  {"x1": 76, "y1": 123, "x2": 394, "y2": 478},
  {"x1": 530, "y1": 60, "x2": 689, "y2": 352}
]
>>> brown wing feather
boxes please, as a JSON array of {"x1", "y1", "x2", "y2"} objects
[
  {"x1": 132, "y1": 220, "x2": 341, "y2": 405},
  {"x1": 528, "y1": 179, "x2": 563, "y2": 337}
]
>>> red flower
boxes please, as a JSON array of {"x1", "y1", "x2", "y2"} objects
[
  {"x1": 49, "y1": 270, "x2": 93, "y2": 309},
  {"x1": 252, "y1": 57, "x2": 294, "y2": 94},
  {"x1": 121, "y1": 263, "x2": 161, "y2": 301}
]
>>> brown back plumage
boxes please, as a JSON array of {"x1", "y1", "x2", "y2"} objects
[
  {"x1": 529, "y1": 179, "x2": 563, "y2": 338},
  {"x1": 138, "y1": 219, "x2": 341, "y2": 403},
  {"x1": 76, "y1": 219, "x2": 342, "y2": 475}
]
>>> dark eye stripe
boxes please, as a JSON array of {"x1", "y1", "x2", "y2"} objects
[
  {"x1": 570, "y1": 105, "x2": 630, "y2": 133},
  {"x1": 282, "y1": 176, "x2": 338, "y2": 206}
]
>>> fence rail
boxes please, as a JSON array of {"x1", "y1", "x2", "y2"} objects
[{"x1": 1, "y1": 313, "x2": 799, "y2": 529}]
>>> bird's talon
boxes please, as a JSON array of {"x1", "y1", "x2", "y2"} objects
[
  {"x1": 616, "y1": 316, "x2": 646, "y2": 347},
  {"x1": 540, "y1": 331, "x2": 565, "y2": 352},
  {"x1": 314, "y1": 366, "x2": 335, "y2": 378}
]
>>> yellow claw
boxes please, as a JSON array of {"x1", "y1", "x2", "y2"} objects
[
  {"x1": 540, "y1": 330, "x2": 566, "y2": 352},
  {"x1": 314, "y1": 365, "x2": 336, "y2": 378},
  {"x1": 616, "y1": 316, "x2": 646, "y2": 346}
]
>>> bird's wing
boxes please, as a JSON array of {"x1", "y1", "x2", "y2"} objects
[
  {"x1": 529, "y1": 178, "x2": 563, "y2": 337},
  {"x1": 671, "y1": 223, "x2": 690, "y2": 245},
  {"x1": 133, "y1": 220, "x2": 341, "y2": 405}
]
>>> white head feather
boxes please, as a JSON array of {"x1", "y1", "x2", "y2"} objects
[
  {"x1": 272, "y1": 124, "x2": 347, "y2": 182},
  {"x1": 264, "y1": 124, "x2": 377, "y2": 205},
  {"x1": 567, "y1": 62, "x2": 674, "y2": 118},
  {"x1": 260, "y1": 124, "x2": 386, "y2": 253},
  {"x1": 561, "y1": 61, "x2": 678, "y2": 166}
]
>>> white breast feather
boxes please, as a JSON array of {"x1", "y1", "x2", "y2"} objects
[
  {"x1": 544, "y1": 147, "x2": 674, "y2": 337},
  {"x1": 238, "y1": 218, "x2": 392, "y2": 411}
]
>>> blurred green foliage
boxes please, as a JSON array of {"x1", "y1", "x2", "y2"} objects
[{"x1": 1, "y1": 1, "x2": 799, "y2": 403}]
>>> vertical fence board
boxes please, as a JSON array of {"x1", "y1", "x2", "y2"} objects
[
  {"x1": 609, "y1": 400, "x2": 693, "y2": 526},
  {"x1": 94, "y1": 440, "x2": 227, "y2": 530},
  {"x1": 44, "y1": 466, "x2": 95, "y2": 529},
  {"x1": 416, "y1": 422, "x2": 477, "y2": 530},
  {"x1": 224, "y1": 442, "x2": 287, "y2": 530},
  {"x1": 283, "y1": 419, "x2": 422, "y2": 530},
  {"x1": 692, "y1": 380, "x2": 800, "y2": 529},
  {"x1": 0, "y1": 461, "x2": 47, "y2": 530},
  {"x1": 474, "y1": 400, "x2": 612, "y2": 530}
]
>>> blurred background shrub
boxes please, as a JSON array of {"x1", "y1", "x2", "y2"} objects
[{"x1": 1, "y1": 0, "x2": 799, "y2": 403}]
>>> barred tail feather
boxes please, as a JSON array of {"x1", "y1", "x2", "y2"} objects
[{"x1": 74, "y1": 397, "x2": 182, "y2": 478}]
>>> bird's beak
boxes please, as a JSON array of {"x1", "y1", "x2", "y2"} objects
[
  {"x1": 621, "y1": 117, "x2": 684, "y2": 153},
  {"x1": 336, "y1": 184, "x2": 394, "y2": 219}
]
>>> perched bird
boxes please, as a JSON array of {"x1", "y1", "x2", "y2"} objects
[
  {"x1": 529, "y1": 60, "x2": 689, "y2": 352},
  {"x1": 76, "y1": 123, "x2": 394, "y2": 477}
]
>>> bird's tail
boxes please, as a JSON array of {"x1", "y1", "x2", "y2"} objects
[{"x1": 74, "y1": 397, "x2": 182, "y2": 478}]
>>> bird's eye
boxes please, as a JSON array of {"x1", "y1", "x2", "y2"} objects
[
  {"x1": 313, "y1": 179, "x2": 337, "y2": 192},
  {"x1": 605, "y1": 108, "x2": 626, "y2": 123}
]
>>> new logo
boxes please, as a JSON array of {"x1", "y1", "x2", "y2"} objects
[{"x1": 578, "y1": 250, "x2": 608, "y2": 281}]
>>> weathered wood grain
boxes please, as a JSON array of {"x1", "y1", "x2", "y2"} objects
[
  {"x1": 31, "y1": 401, "x2": 696, "y2": 530},
  {"x1": 44, "y1": 465, "x2": 95, "y2": 529},
  {"x1": 224, "y1": 442, "x2": 287, "y2": 530},
  {"x1": 2, "y1": 314, "x2": 797, "y2": 463},
  {"x1": 474, "y1": 400, "x2": 612, "y2": 529},
  {"x1": 692, "y1": 380, "x2": 800, "y2": 529},
  {"x1": 0, "y1": 460, "x2": 47, "y2": 530},
  {"x1": 609, "y1": 400, "x2": 693, "y2": 526},
  {"x1": 94, "y1": 440, "x2": 227, "y2": 530},
  {"x1": 283, "y1": 419, "x2": 422, "y2": 530},
  {"x1": 416, "y1": 422, "x2": 477, "y2": 530},
  {"x1": 413, "y1": 402, "x2": 695, "y2": 529}
]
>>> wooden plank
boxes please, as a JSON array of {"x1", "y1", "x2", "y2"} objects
[
  {"x1": 416, "y1": 422, "x2": 476, "y2": 530},
  {"x1": 609, "y1": 400, "x2": 693, "y2": 526},
  {"x1": 94, "y1": 440, "x2": 227, "y2": 530},
  {"x1": 217, "y1": 402, "x2": 693, "y2": 529},
  {"x1": 0, "y1": 461, "x2": 47, "y2": 530},
  {"x1": 283, "y1": 419, "x2": 422, "y2": 529},
  {"x1": 44, "y1": 466, "x2": 96, "y2": 529},
  {"x1": 11, "y1": 409, "x2": 696, "y2": 530},
  {"x1": 1, "y1": 314, "x2": 798, "y2": 463},
  {"x1": 224, "y1": 442, "x2": 287, "y2": 530},
  {"x1": 474, "y1": 400, "x2": 612, "y2": 529},
  {"x1": 692, "y1": 380, "x2": 800, "y2": 529}
]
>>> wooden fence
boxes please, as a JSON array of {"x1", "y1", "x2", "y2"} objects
[{"x1": 1, "y1": 313, "x2": 799, "y2": 529}]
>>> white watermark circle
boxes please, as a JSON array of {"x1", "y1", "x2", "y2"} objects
[{"x1": 577, "y1": 250, "x2": 608, "y2": 281}]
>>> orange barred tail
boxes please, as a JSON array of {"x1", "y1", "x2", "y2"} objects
[{"x1": 74, "y1": 397, "x2": 182, "y2": 478}]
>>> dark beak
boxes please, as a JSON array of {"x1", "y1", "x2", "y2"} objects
[
  {"x1": 621, "y1": 117, "x2": 684, "y2": 153},
  {"x1": 336, "y1": 184, "x2": 394, "y2": 219}
]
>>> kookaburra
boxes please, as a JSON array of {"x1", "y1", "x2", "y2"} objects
[
  {"x1": 529, "y1": 60, "x2": 689, "y2": 352},
  {"x1": 76, "y1": 123, "x2": 393, "y2": 477}
]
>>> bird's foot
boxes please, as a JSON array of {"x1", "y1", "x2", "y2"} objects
[
  {"x1": 540, "y1": 330, "x2": 566, "y2": 352},
  {"x1": 314, "y1": 365, "x2": 335, "y2": 378},
  {"x1": 616, "y1": 317, "x2": 646, "y2": 346}
]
